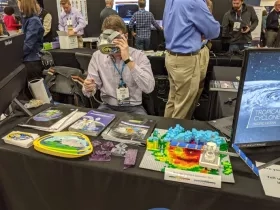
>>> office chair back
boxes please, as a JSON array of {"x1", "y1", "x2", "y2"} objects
[{"x1": 75, "y1": 52, "x2": 92, "y2": 74}]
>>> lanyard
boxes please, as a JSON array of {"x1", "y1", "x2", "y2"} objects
[
  {"x1": 113, "y1": 62, "x2": 126, "y2": 87},
  {"x1": 235, "y1": 8, "x2": 242, "y2": 21}
]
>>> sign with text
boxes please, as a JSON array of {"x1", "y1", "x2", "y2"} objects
[
  {"x1": 247, "y1": 108, "x2": 280, "y2": 128},
  {"x1": 164, "y1": 168, "x2": 221, "y2": 189},
  {"x1": 252, "y1": 6, "x2": 263, "y2": 45},
  {"x1": 256, "y1": 162, "x2": 280, "y2": 198}
]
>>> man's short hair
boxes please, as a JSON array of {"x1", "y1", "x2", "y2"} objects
[
  {"x1": 4, "y1": 6, "x2": 15, "y2": 15},
  {"x1": 102, "y1": 15, "x2": 127, "y2": 33},
  {"x1": 207, "y1": 0, "x2": 213, "y2": 13},
  {"x1": 138, "y1": 0, "x2": 146, "y2": 8},
  {"x1": 60, "y1": 0, "x2": 70, "y2": 5},
  {"x1": 105, "y1": 0, "x2": 113, "y2": 4}
]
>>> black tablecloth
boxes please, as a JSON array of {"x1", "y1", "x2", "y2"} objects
[
  {"x1": 0, "y1": 105, "x2": 280, "y2": 210},
  {"x1": 208, "y1": 66, "x2": 241, "y2": 120}
]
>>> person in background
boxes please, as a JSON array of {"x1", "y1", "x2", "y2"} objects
[
  {"x1": 261, "y1": 9, "x2": 268, "y2": 46},
  {"x1": 36, "y1": 0, "x2": 53, "y2": 42},
  {"x1": 59, "y1": 0, "x2": 87, "y2": 48},
  {"x1": 100, "y1": 0, "x2": 118, "y2": 25},
  {"x1": 83, "y1": 15, "x2": 155, "y2": 115},
  {"x1": 129, "y1": 0, "x2": 162, "y2": 51},
  {"x1": 188, "y1": 0, "x2": 214, "y2": 119},
  {"x1": 18, "y1": 0, "x2": 44, "y2": 82},
  {"x1": 222, "y1": 0, "x2": 258, "y2": 52},
  {"x1": 266, "y1": 0, "x2": 280, "y2": 47},
  {"x1": 3, "y1": 6, "x2": 21, "y2": 36},
  {"x1": 163, "y1": 0, "x2": 220, "y2": 120},
  {"x1": 0, "y1": 17, "x2": 9, "y2": 36}
]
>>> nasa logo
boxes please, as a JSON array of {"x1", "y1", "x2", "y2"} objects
[
  {"x1": 101, "y1": 46, "x2": 112, "y2": 54},
  {"x1": 5, "y1": 40, "x2": 12, "y2": 46}
]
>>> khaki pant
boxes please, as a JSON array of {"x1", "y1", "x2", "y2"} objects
[
  {"x1": 187, "y1": 46, "x2": 210, "y2": 119},
  {"x1": 164, "y1": 52, "x2": 200, "y2": 119},
  {"x1": 266, "y1": 30, "x2": 278, "y2": 47},
  {"x1": 78, "y1": 36, "x2": 84, "y2": 48}
]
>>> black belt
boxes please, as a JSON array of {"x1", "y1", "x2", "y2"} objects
[{"x1": 166, "y1": 50, "x2": 199, "y2": 56}]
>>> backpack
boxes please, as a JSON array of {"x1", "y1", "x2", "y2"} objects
[{"x1": 44, "y1": 66, "x2": 90, "y2": 107}]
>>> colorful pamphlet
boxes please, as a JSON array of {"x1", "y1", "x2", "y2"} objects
[
  {"x1": 24, "y1": 106, "x2": 74, "y2": 128},
  {"x1": 68, "y1": 110, "x2": 116, "y2": 136},
  {"x1": 209, "y1": 80, "x2": 239, "y2": 92},
  {"x1": 18, "y1": 105, "x2": 86, "y2": 132},
  {"x1": 2, "y1": 131, "x2": 40, "y2": 148},
  {"x1": 102, "y1": 115, "x2": 156, "y2": 145},
  {"x1": 33, "y1": 131, "x2": 93, "y2": 158}
]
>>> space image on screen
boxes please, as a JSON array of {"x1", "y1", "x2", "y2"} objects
[
  {"x1": 233, "y1": 49, "x2": 280, "y2": 147},
  {"x1": 116, "y1": 4, "x2": 138, "y2": 21},
  {"x1": 113, "y1": 0, "x2": 149, "y2": 23}
]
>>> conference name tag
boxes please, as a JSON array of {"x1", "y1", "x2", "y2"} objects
[
  {"x1": 233, "y1": 22, "x2": 241, "y2": 31},
  {"x1": 116, "y1": 87, "x2": 129, "y2": 103}
]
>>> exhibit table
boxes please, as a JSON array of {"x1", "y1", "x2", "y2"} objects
[
  {"x1": 208, "y1": 66, "x2": 240, "y2": 120},
  {"x1": 0, "y1": 105, "x2": 280, "y2": 210}
]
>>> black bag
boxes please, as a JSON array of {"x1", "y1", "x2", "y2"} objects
[
  {"x1": 40, "y1": 50, "x2": 55, "y2": 70},
  {"x1": 44, "y1": 66, "x2": 90, "y2": 107}
]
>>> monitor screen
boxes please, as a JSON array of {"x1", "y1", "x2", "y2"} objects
[
  {"x1": 151, "y1": 20, "x2": 162, "y2": 30},
  {"x1": 232, "y1": 49, "x2": 280, "y2": 147},
  {"x1": 113, "y1": 0, "x2": 149, "y2": 23},
  {"x1": 0, "y1": 34, "x2": 24, "y2": 82}
]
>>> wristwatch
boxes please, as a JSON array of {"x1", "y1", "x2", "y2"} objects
[{"x1": 124, "y1": 57, "x2": 133, "y2": 64}]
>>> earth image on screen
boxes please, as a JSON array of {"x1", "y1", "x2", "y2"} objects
[{"x1": 240, "y1": 80, "x2": 280, "y2": 116}]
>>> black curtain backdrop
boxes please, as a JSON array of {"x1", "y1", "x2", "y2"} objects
[
  {"x1": 44, "y1": 0, "x2": 243, "y2": 39},
  {"x1": 44, "y1": 0, "x2": 167, "y2": 38}
]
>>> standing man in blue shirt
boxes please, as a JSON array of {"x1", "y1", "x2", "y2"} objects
[
  {"x1": 129, "y1": 0, "x2": 162, "y2": 50},
  {"x1": 188, "y1": 0, "x2": 214, "y2": 119},
  {"x1": 163, "y1": 0, "x2": 220, "y2": 119}
]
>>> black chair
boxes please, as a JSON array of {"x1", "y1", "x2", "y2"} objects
[{"x1": 75, "y1": 52, "x2": 92, "y2": 74}]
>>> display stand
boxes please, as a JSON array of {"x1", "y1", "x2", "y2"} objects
[{"x1": 257, "y1": 157, "x2": 280, "y2": 170}]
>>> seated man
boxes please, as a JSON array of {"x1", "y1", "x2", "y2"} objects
[{"x1": 83, "y1": 15, "x2": 155, "y2": 115}]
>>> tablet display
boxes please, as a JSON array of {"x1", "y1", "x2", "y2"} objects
[{"x1": 232, "y1": 49, "x2": 280, "y2": 147}]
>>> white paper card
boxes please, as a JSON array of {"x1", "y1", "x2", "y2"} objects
[
  {"x1": 233, "y1": 22, "x2": 241, "y2": 31},
  {"x1": 116, "y1": 87, "x2": 129, "y2": 101},
  {"x1": 256, "y1": 162, "x2": 280, "y2": 198},
  {"x1": 164, "y1": 168, "x2": 221, "y2": 189}
]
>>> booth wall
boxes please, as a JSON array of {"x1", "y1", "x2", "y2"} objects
[
  {"x1": 45, "y1": 0, "x2": 166, "y2": 38},
  {"x1": 44, "y1": 0, "x2": 243, "y2": 39}
]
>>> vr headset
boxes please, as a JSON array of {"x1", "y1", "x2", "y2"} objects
[{"x1": 97, "y1": 29, "x2": 122, "y2": 54}]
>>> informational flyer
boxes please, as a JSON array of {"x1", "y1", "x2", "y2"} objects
[
  {"x1": 256, "y1": 162, "x2": 280, "y2": 198},
  {"x1": 56, "y1": 0, "x2": 88, "y2": 23}
]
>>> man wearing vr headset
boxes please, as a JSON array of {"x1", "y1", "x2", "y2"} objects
[{"x1": 83, "y1": 15, "x2": 155, "y2": 115}]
